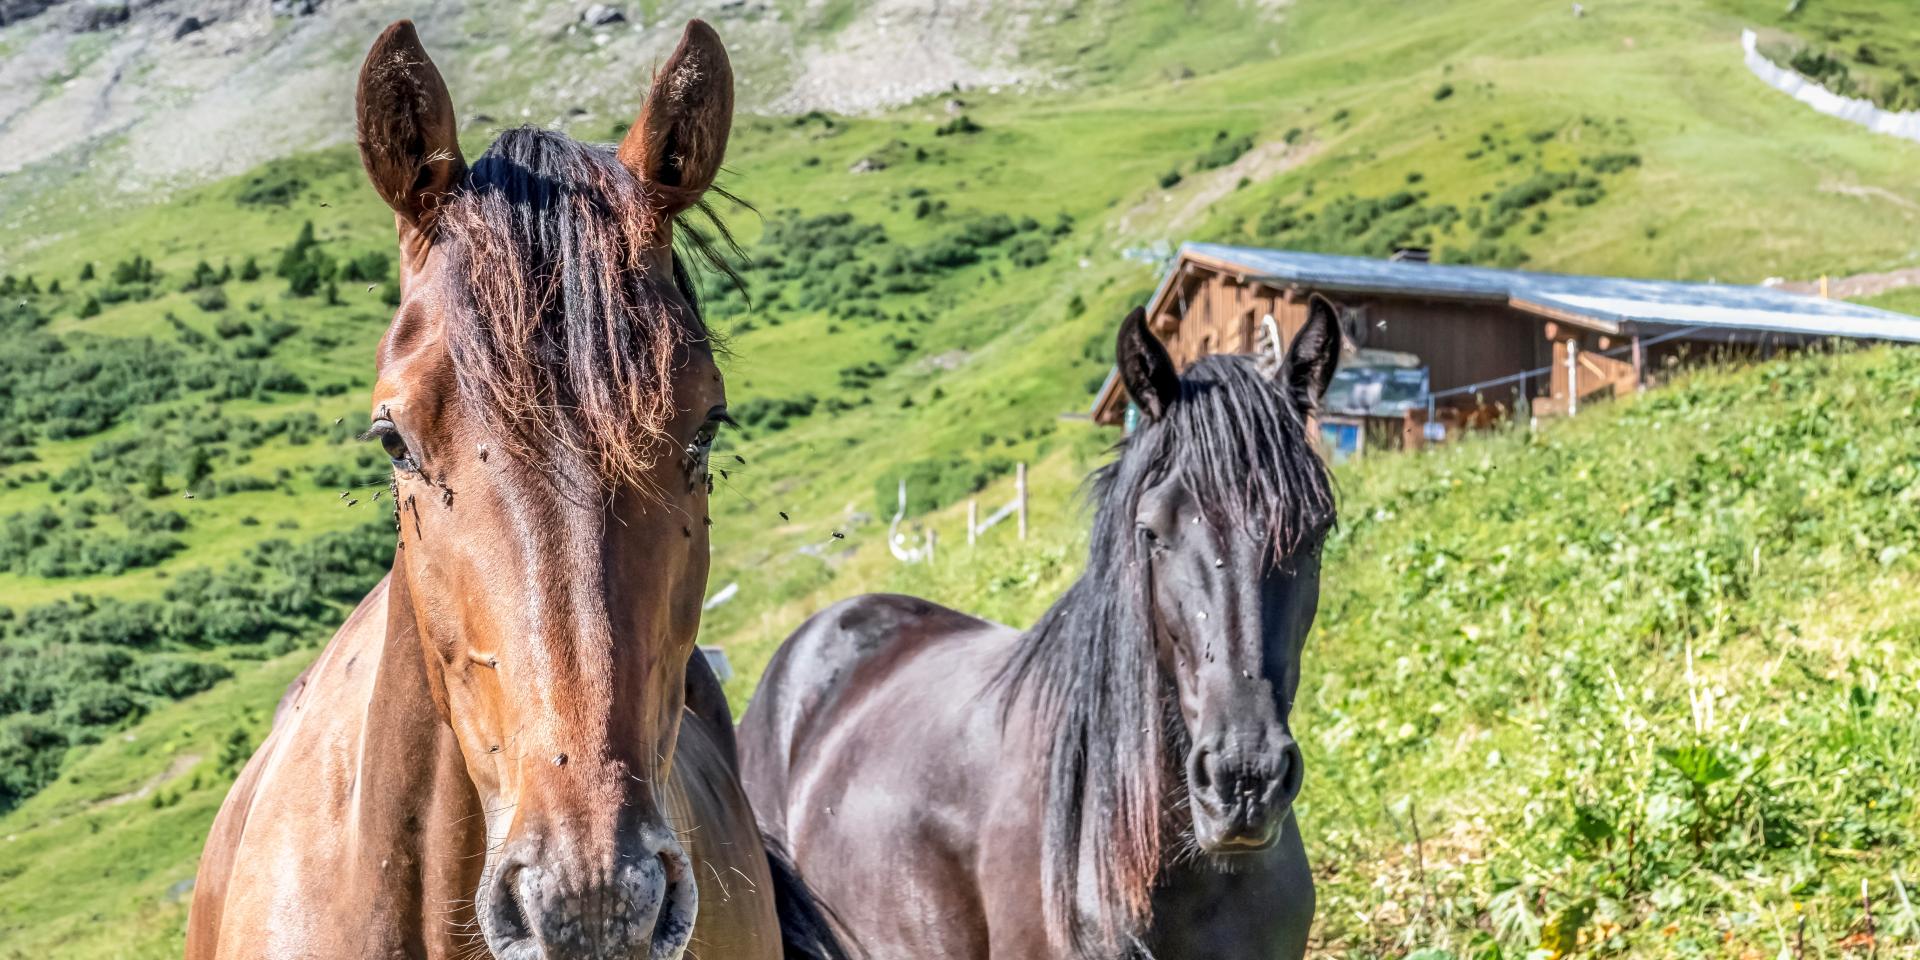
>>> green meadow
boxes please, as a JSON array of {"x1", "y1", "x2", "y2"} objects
[{"x1": 5, "y1": 0, "x2": 1920, "y2": 956}]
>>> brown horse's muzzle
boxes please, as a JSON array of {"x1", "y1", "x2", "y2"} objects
[
  {"x1": 1188, "y1": 730, "x2": 1303, "y2": 853},
  {"x1": 482, "y1": 824, "x2": 696, "y2": 960}
]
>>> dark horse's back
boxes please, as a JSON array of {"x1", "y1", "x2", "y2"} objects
[
  {"x1": 739, "y1": 594, "x2": 1047, "y2": 956},
  {"x1": 739, "y1": 594, "x2": 1004, "y2": 833}
]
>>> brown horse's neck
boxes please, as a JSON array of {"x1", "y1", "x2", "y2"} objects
[{"x1": 348, "y1": 572, "x2": 486, "y2": 945}]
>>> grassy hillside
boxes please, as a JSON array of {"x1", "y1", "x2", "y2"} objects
[
  {"x1": 10, "y1": 344, "x2": 1920, "y2": 959},
  {"x1": 5, "y1": 0, "x2": 1920, "y2": 955}
]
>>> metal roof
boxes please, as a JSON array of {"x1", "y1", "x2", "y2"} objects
[{"x1": 1168, "y1": 242, "x2": 1920, "y2": 343}]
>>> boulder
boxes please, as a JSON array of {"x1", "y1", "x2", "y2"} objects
[{"x1": 581, "y1": 4, "x2": 624, "y2": 27}]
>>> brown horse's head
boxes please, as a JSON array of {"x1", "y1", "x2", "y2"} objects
[{"x1": 354, "y1": 19, "x2": 734, "y2": 960}]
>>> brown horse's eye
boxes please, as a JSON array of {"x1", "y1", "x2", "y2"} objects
[{"x1": 367, "y1": 419, "x2": 415, "y2": 470}]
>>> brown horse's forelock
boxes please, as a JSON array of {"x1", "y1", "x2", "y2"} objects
[
  {"x1": 438, "y1": 125, "x2": 711, "y2": 488},
  {"x1": 999, "y1": 354, "x2": 1333, "y2": 956}
]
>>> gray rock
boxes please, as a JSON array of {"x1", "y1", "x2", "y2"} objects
[
  {"x1": 0, "y1": 0, "x2": 57, "y2": 28},
  {"x1": 71, "y1": 2, "x2": 129, "y2": 32},
  {"x1": 580, "y1": 4, "x2": 624, "y2": 27}
]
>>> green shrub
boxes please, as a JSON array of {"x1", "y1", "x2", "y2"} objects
[
  {"x1": 0, "y1": 716, "x2": 67, "y2": 812},
  {"x1": 110, "y1": 255, "x2": 157, "y2": 286},
  {"x1": 128, "y1": 658, "x2": 232, "y2": 699},
  {"x1": 934, "y1": 114, "x2": 983, "y2": 136},
  {"x1": 1195, "y1": 131, "x2": 1255, "y2": 170},
  {"x1": 1582, "y1": 152, "x2": 1642, "y2": 174},
  {"x1": 236, "y1": 165, "x2": 307, "y2": 206},
  {"x1": 734, "y1": 394, "x2": 819, "y2": 433},
  {"x1": 1007, "y1": 236, "x2": 1049, "y2": 268},
  {"x1": 277, "y1": 221, "x2": 336, "y2": 298},
  {"x1": 54, "y1": 682, "x2": 142, "y2": 728}
]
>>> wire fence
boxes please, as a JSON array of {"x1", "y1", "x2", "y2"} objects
[{"x1": 1425, "y1": 325, "x2": 1707, "y2": 405}]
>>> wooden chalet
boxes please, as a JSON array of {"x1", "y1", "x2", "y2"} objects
[{"x1": 1092, "y1": 243, "x2": 1920, "y2": 457}]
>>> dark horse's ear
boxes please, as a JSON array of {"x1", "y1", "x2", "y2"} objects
[
  {"x1": 1116, "y1": 306, "x2": 1180, "y2": 422},
  {"x1": 619, "y1": 19, "x2": 734, "y2": 220},
  {"x1": 355, "y1": 21, "x2": 466, "y2": 234},
  {"x1": 1282, "y1": 294, "x2": 1342, "y2": 412}
]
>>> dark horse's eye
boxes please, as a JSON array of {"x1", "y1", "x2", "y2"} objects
[
  {"x1": 1137, "y1": 524, "x2": 1160, "y2": 546},
  {"x1": 688, "y1": 410, "x2": 731, "y2": 460},
  {"x1": 367, "y1": 419, "x2": 415, "y2": 469}
]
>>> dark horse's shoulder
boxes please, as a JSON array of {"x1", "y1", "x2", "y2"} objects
[
  {"x1": 741, "y1": 593, "x2": 996, "y2": 827},
  {"x1": 823, "y1": 592, "x2": 990, "y2": 646},
  {"x1": 782, "y1": 593, "x2": 997, "y2": 681},
  {"x1": 755, "y1": 592, "x2": 995, "y2": 727}
]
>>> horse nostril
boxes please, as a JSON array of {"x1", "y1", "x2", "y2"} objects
[
  {"x1": 650, "y1": 839, "x2": 699, "y2": 954},
  {"x1": 491, "y1": 859, "x2": 533, "y2": 944},
  {"x1": 1274, "y1": 739, "x2": 1305, "y2": 805},
  {"x1": 1191, "y1": 744, "x2": 1216, "y2": 794}
]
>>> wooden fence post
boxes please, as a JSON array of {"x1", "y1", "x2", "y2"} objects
[
  {"x1": 1566, "y1": 340, "x2": 1579, "y2": 417},
  {"x1": 967, "y1": 499, "x2": 978, "y2": 546},
  {"x1": 1016, "y1": 463, "x2": 1028, "y2": 541}
]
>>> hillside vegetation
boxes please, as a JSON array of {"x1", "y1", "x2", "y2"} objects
[{"x1": 4, "y1": 0, "x2": 1920, "y2": 956}]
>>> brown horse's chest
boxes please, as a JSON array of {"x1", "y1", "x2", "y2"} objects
[
  {"x1": 664, "y1": 715, "x2": 783, "y2": 960},
  {"x1": 191, "y1": 585, "x2": 780, "y2": 960}
]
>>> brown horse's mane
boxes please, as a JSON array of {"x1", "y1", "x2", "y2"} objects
[
  {"x1": 438, "y1": 125, "x2": 733, "y2": 487},
  {"x1": 998, "y1": 354, "x2": 1334, "y2": 957}
]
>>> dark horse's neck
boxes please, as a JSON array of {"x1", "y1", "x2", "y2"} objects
[{"x1": 998, "y1": 466, "x2": 1177, "y2": 956}]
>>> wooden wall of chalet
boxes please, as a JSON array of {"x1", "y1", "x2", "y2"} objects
[{"x1": 1147, "y1": 269, "x2": 1556, "y2": 402}]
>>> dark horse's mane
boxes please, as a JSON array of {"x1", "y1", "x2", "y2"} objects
[
  {"x1": 1000, "y1": 354, "x2": 1333, "y2": 957},
  {"x1": 438, "y1": 125, "x2": 735, "y2": 487}
]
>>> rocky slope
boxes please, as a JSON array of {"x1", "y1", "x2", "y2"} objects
[{"x1": 0, "y1": 0, "x2": 1064, "y2": 205}]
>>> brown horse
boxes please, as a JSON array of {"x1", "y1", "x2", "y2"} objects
[
  {"x1": 739, "y1": 302, "x2": 1342, "y2": 958},
  {"x1": 187, "y1": 20, "x2": 845, "y2": 960}
]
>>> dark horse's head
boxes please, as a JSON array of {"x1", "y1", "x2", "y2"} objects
[
  {"x1": 1009, "y1": 299, "x2": 1337, "y2": 955},
  {"x1": 1119, "y1": 300, "x2": 1337, "y2": 854},
  {"x1": 353, "y1": 20, "x2": 734, "y2": 960}
]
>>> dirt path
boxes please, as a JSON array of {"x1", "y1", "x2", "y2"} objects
[{"x1": 97, "y1": 752, "x2": 202, "y2": 808}]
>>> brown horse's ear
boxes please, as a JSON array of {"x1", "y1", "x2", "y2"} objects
[
  {"x1": 1283, "y1": 294, "x2": 1342, "y2": 412},
  {"x1": 1116, "y1": 306, "x2": 1180, "y2": 422},
  {"x1": 618, "y1": 19, "x2": 734, "y2": 220},
  {"x1": 356, "y1": 21, "x2": 465, "y2": 233}
]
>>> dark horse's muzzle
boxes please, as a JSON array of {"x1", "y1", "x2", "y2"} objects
[
  {"x1": 1188, "y1": 731, "x2": 1304, "y2": 853},
  {"x1": 482, "y1": 824, "x2": 697, "y2": 960}
]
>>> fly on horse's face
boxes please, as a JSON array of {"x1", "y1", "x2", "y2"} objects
[
  {"x1": 1115, "y1": 299, "x2": 1339, "y2": 855},
  {"x1": 353, "y1": 19, "x2": 733, "y2": 960}
]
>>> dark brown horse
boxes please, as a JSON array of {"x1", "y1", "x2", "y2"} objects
[
  {"x1": 187, "y1": 20, "x2": 844, "y2": 960},
  {"x1": 739, "y1": 301, "x2": 1342, "y2": 958}
]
